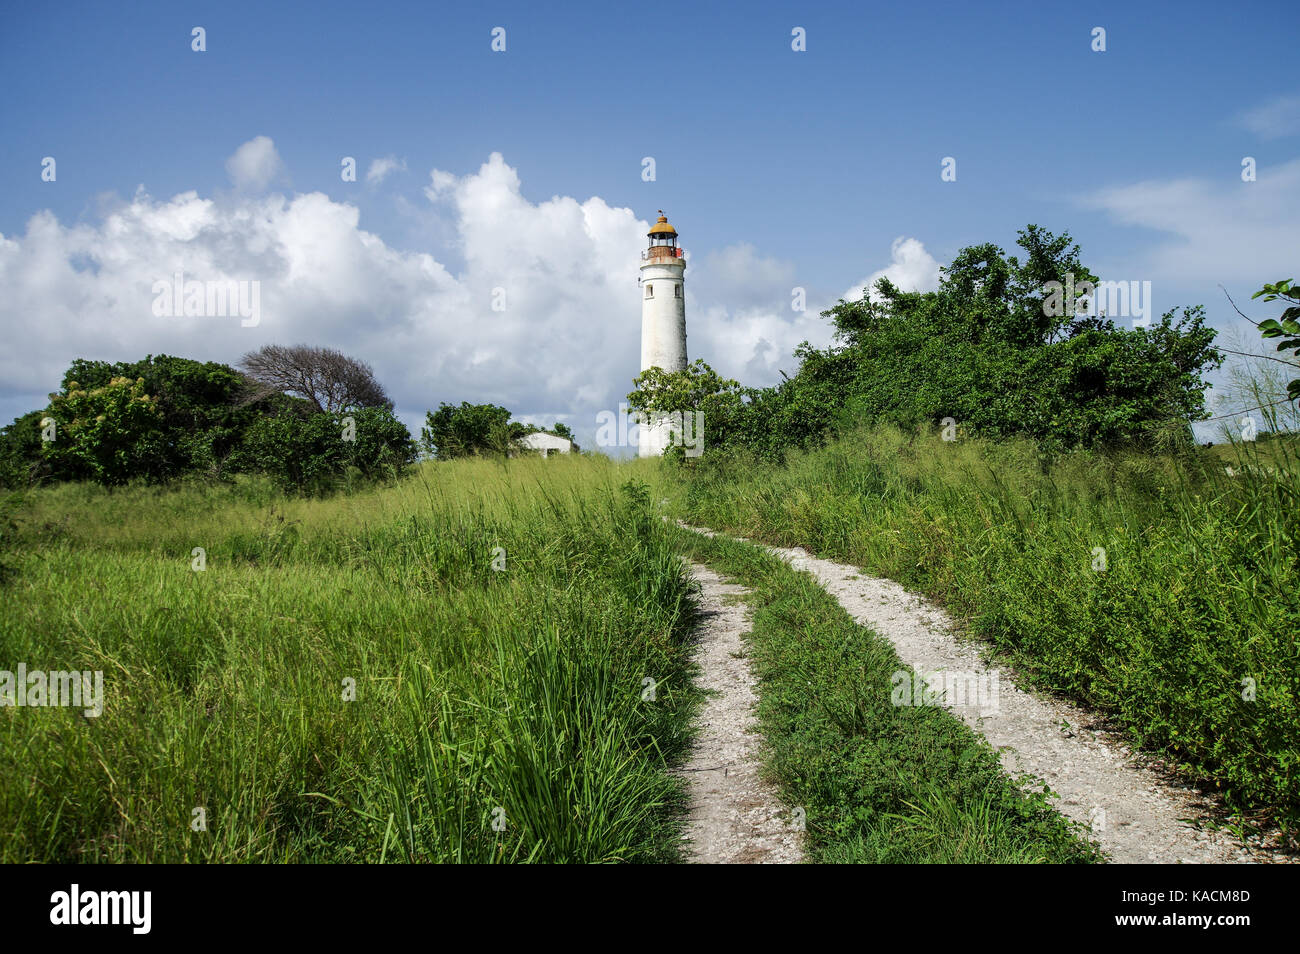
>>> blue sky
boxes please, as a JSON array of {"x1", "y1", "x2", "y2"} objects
[{"x1": 2, "y1": 0, "x2": 1297, "y2": 447}]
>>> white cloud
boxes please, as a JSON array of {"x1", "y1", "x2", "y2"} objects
[
  {"x1": 224, "y1": 136, "x2": 284, "y2": 192},
  {"x1": 690, "y1": 302, "x2": 831, "y2": 385},
  {"x1": 0, "y1": 149, "x2": 943, "y2": 451},
  {"x1": 1082, "y1": 158, "x2": 1300, "y2": 282},
  {"x1": 842, "y1": 237, "x2": 941, "y2": 302},
  {"x1": 1238, "y1": 93, "x2": 1300, "y2": 140},
  {"x1": 366, "y1": 156, "x2": 407, "y2": 185},
  {"x1": 0, "y1": 152, "x2": 677, "y2": 450}
]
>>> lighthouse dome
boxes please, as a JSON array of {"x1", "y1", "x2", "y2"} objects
[{"x1": 647, "y1": 213, "x2": 677, "y2": 237}]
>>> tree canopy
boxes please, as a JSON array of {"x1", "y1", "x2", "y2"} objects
[{"x1": 0, "y1": 352, "x2": 415, "y2": 491}]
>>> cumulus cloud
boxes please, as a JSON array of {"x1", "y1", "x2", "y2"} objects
[
  {"x1": 677, "y1": 242, "x2": 830, "y2": 384},
  {"x1": 366, "y1": 156, "x2": 407, "y2": 185},
  {"x1": 1238, "y1": 93, "x2": 1300, "y2": 140},
  {"x1": 0, "y1": 152, "x2": 757, "y2": 449},
  {"x1": 842, "y1": 237, "x2": 941, "y2": 302},
  {"x1": 1082, "y1": 158, "x2": 1300, "y2": 282},
  {"x1": 224, "y1": 136, "x2": 283, "y2": 191},
  {"x1": 0, "y1": 148, "x2": 928, "y2": 451}
]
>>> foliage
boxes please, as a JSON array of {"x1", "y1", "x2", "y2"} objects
[
  {"x1": 40, "y1": 375, "x2": 165, "y2": 486},
  {"x1": 1254, "y1": 278, "x2": 1300, "y2": 401},
  {"x1": 688, "y1": 226, "x2": 1222, "y2": 461},
  {"x1": 230, "y1": 405, "x2": 417, "y2": 493},
  {"x1": 1, "y1": 353, "x2": 414, "y2": 493},
  {"x1": 0, "y1": 455, "x2": 697, "y2": 862},
  {"x1": 27, "y1": 354, "x2": 264, "y2": 484},
  {"x1": 421, "y1": 402, "x2": 515, "y2": 459},
  {"x1": 672, "y1": 424, "x2": 1300, "y2": 833},
  {"x1": 419, "y1": 402, "x2": 574, "y2": 459},
  {"x1": 626, "y1": 359, "x2": 747, "y2": 460},
  {"x1": 0, "y1": 410, "x2": 50, "y2": 488}
]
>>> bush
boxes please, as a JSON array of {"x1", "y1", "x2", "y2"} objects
[{"x1": 231, "y1": 405, "x2": 416, "y2": 492}]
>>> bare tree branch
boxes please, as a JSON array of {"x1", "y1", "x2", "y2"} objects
[
  {"x1": 1216, "y1": 346, "x2": 1300, "y2": 367},
  {"x1": 239, "y1": 344, "x2": 393, "y2": 413},
  {"x1": 1220, "y1": 284, "x2": 1262, "y2": 328}
]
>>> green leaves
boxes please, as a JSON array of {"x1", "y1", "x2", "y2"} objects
[
  {"x1": 42, "y1": 375, "x2": 165, "y2": 485},
  {"x1": 699, "y1": 226, "x2": 1220, "y2": 458},
  {"x1": 420, "y1": 401, "x2": 514, "y2": 460},
  {"x1": 233, "y1": 406, "x2": 416, "y2": 492},
  {"x1": 1253, "y1": 279, "x2": 1300, "y2": 402},
  {"x1": 627, "y1": 360, "x2": 746, "y2": 458},
  {"x1": 1252, "y1": 278, "x2": 1295, "y2": 303}
]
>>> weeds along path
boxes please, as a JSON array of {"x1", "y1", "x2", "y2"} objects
[
  {"x1": 676, "y1": 563, "x2": 804, "y2": 863},
  {"x1": 684, "y1": 525, "x2": 1281, "y2": 865}
]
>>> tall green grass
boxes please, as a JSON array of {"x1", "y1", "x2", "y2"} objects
[
  {"x1": 0, "y1": 456, "x2": 698, "y2": 862},
  {"x1": 673, "y1": 426, "x2": 1300, "y2": 836}
]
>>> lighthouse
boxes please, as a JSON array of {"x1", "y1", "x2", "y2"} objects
[{"x1": 638, "y1": 211, "x2": 688, "y2": 457}]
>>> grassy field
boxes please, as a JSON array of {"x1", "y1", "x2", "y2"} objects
[
  {"x1": 669, "y1": 425, "x2": 1300, "y2": 838},
  {"x1": 7, "y1": 429, "x2": 1284, "y2": 863},
  {"x1": 0, "y1": 455, "x2": 699, "y2": 862}
]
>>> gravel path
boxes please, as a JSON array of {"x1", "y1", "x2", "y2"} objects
[
  {"x1": 686, "y1": 524, "x2": 1290, "y2": 865},
  {"x1": 675, "y1": 562, "x2": 804, "y2": 864}
]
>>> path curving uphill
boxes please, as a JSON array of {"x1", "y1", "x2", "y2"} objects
[{"x1": 684, "y1": 524, "x2": 1288, "y2": 865}]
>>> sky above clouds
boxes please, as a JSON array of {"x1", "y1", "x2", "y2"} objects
[{"x1": 1, "y1": 0, "x2": 1297, "y2": 449}]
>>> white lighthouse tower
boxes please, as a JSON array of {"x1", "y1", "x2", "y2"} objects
[{"x1": 638, "y1": 211, "x2": 688, "y2": 457}]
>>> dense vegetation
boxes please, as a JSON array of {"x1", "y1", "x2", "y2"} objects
[
  {"x1": 0, "y1": 353, "x2": 416, "y2": 492},
  {"x1": 669, "y1": 425, "x2": 1300, "y2": 834},
  {"x1": 421, "y1": 401, "x2": 577, "y2": 460},
  {"x1": 0, "y1": 457, "x2": 697, "y2": 862},
  {"x1": 633, "y1": 236, "x2": 1297, "y2": 846},
  {"x1": 631, "y1": 226, "x2": 1221, "y2": 461},
  {"x1": 3, "y1": 224, "x2": 1293, "y2": 863}
]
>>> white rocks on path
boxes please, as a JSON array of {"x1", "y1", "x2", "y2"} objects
[{"x1": 675, "y1": 562, "x2": 804, "y2": 864}]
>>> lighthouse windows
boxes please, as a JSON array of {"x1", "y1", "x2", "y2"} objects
[
  {"x1": 645, "y1": 284, "x2": 653, "y2": 299},
  {"x1": 674, "y1": 284, "x2": 682, "y2": 298}
]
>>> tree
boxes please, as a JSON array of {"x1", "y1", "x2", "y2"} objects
[
  {"x1": 627, "y1": 360, "x2": 746, "y2": 458},
  {"x1": 240, "y1": 344, "x2": 393, "y2": 413},
  {"x1": 41, "y1": 376, "x2": 165, "y2": 485},
  {"x1": 3, "y1": 352, "x2": 413, "y2": 491},
  {"x1": 56, "y1": 354, "x2": 266, "y2": 479},
  {"x1": 0, "y1": 410, "x2": 52, "y2": 488},
  {"x1": 231, "y1": 405, "x2": 416, "y2": 492},
  {"x1": 710, "y1": 225, "x2": 1221, "y2": 457},
  {"x1": 421, "y1": 402, "x2": 515, "y2": 459}
]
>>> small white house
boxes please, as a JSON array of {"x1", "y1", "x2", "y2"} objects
[{"x1": 518, "y1": 431, "x2": 572, "y2": 459}]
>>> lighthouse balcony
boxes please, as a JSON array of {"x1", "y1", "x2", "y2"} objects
[{"x1": 641, "y1": 246, "x2": 685, "y2": 262}]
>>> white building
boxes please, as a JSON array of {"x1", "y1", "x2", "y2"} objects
[
  {"x1": 638, "y1": 211, "x2": 688, "y2": 457},
  {"x1": 518, "y1": 431, "x2": 572, "y2": 458}
]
